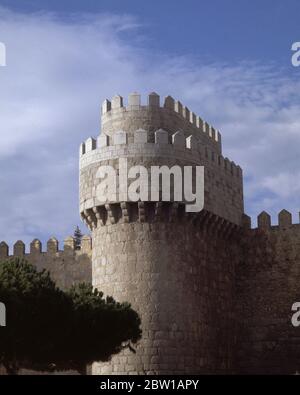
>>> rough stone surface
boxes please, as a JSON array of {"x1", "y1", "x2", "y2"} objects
[
  {"x1": 80, "y1": 93, "x2": 243, "y2": 374},
  {"x1": 236, "y1": 221, "x2": 300, "y2": 374},
  {"x1": 0, "y1": 237, "x2": 92, "y2": 375},
  {"x1": 1, "y1": 92, "x2": 299, "y2": 375},
  {"x1": 91, "y1": 216, "x2": 239, "y2": 374},
  {"x1": 0, "y1": 237, "x2": 92, "y2": 290}
]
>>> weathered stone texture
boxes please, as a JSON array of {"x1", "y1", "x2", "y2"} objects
[
  {"x1": 0, "y1": 237, "x2": 92, "y2": 290},
  {"x1": 80, "y1": 93, "x2": 244, "y2": 374},
  {"x1": 1, "y1": 92, "x2": 299, "y2": 375},
  {"x1": 237, "y1": 220, "x2": 300, "y2": 374},
  {"x1": 0, "y1": 237, "x2": 92, "y2": 375},
  {"x1": 91, "y1": 213, "x2": 239, "y2": 374}
]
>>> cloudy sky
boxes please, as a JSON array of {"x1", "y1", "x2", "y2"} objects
[{"x1": 0, "y1": 0, "x2": 300, "y2": 250}]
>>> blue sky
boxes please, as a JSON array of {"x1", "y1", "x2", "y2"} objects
[
  {"x1": 0, "y1": 1, "x2": 299, "y2": 250},
  {"x1": 1, "y1": 0, "x2": 299, "y2": 65}
]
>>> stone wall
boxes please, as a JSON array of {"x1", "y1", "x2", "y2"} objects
[
  {"x1": 237, "y1": 210, "x2": 300, "y2": 374},
  {"x1": 78, "y1": 92, "x2": 246, "y2": 375},
  {"x1": 0, "y1": 236, "x2": 92, "y2": 290},
  {"x1": 91, "y1": 204, "x2": 240, "y2": 374},
  {"x1": 101, "y1": 92, "x2": 222, "y2": 154},
  {"x1": 2, "y1": 91, "x2": 298, "y2": 375},
  {"x1": 80, "y1": 93, "x2": 243, "y2": 227},
  {"x1": 0, "y1": 236, "x2": 92, "y2": 375}
]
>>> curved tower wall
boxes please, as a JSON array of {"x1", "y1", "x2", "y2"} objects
[{"x1": 79, "y1": 92, "x2": 244, "y2": 374}]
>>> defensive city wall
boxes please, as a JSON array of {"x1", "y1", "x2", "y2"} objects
[{"x1": 0, "y1": 92, "x2": 300, "y2": 374}]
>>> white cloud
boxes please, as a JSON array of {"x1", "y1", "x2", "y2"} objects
[
  {"x1": 0, "y1": 6, "x2": 299, "y2": 248},
  {"x1": 262, "y1": 172, "x2": 300, "y2": 198}
]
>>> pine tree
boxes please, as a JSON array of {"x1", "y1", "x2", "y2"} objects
[
  {"x1": 0, "y1": 258, "x2": 142, "y2": 374},
  {"x1": 74, "y1": 226, "x2": 83, "y2": 250}
]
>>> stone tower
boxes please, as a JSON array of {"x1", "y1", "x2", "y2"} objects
[{"x1": 79, "y1": 92, "x2": 244, "y2": 374}]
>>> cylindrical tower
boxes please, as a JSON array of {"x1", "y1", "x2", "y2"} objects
[{"x1": 79, "y1": 92, "x2": 244, "y2": 374}]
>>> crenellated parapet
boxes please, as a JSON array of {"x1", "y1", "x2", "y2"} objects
[
  {"x1": 100, "y1": 92, "x2": 221, "y2": 153},
  {"x1": 0, "y1": 236, "x2": 92, "y2": 290},
  {"x1": 79, "y1": 128, "x2": 242, "y2": 180},
  {"x1": 0, "y1": 236, "x2": 92, "y2": 258},
  {"x1": 79, "y1": 92, "x2": 246, "y2": 375},
  {"x1": 77, "y1": 91, "x2": 300, "y2": 375},
  {"x1": 79, "y1": 94, "x2": 244, "y2": 225},
  {"x1": 254, "y1": 209, "x2": 300, "y2": 231}
]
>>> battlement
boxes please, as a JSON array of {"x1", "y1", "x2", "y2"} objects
[
  {"x1": 79, "y1": 129, "x2": 242, "y2": 179},
  {"x1": 0, "y1": 236, "x2": 92, "y2": 290},
  {"x1": 0, "y1": 236, "x2": 92, "y2": 257},
  {"x1": 100, "y1": 92, "x2": 222, "y2": 153},
  {"x1": 79, "y1": 93, "x2": 244, "y2": 227},
  {"x1": 251, "y1": 209, "x2": 300, "y2": 231}
]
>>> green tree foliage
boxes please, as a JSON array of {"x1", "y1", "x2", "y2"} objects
[
  {"x1": 0, "y1": 258, "x2": 141, "y2": 374},
  {"x1": 74, "y1": 226, "x2": 83, "y2": 250},
  {"x1": 66, "y1": 283, "x2": 141, "y2": 369}
]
